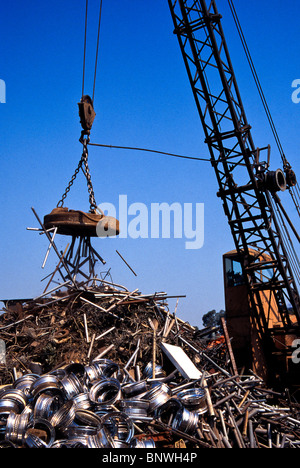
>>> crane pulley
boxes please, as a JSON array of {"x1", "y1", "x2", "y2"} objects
[{"x1": 78, "y1": 95, "x2": 96, "y2": 142}]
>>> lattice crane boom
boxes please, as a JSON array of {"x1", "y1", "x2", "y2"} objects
[{"x1": 167, "y1": 0, "x2": 300, "y2": 343}]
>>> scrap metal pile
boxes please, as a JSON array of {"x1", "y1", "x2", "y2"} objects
[{"x1": 1, "y1": 280, "x2": 300, "y2": 449}]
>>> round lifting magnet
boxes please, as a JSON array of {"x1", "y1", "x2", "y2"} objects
[{"x1": 43, "y1": 207, "x2": 120, "y2": 238}]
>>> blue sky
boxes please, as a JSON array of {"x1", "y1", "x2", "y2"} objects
[{"x1": 0, "y1": 0, "x2": 299, "y2": 327}]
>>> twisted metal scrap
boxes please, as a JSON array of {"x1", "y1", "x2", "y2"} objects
[{"x1": 1, "y1": 284, "x2": 300, "y2": 448}]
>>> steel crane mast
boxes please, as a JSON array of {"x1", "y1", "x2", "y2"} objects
[{"x1": 167, "y1": 0, "x2": 300, "y2": 349}]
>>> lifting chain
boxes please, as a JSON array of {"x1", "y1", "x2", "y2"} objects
[
  {"x1": 56, "y1": 158, "x2": 83, "y2": 209},
  {"x1": 57, "y1": 137, "x2": 97, "y2": 212},
  {"x1": 81, "y1": 137, "x2": 97, "y2": 212}
]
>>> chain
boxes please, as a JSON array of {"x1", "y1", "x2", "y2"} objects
[
  {"x1": 56, "y1": 158, "x2": 83, "y2": 208},
  {"x1": 57, "y1": 137, "x2": 97, "y2": 211},
  {"x1": 81, "y1": 137, "x2": 97, "y2": 211}
]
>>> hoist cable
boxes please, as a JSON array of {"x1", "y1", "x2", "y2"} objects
[
  {"x1": 290, "y1": 186, "x2": 300, "y2": 217},
  {"x1": 92, "y1": 0, "x2": 103, "y2": 103},
  {"x1": 271, "y1": 197, "x2": 300, "y2": 287},
  {"x1": 228, "y1": 0, "x2": 300, "y2": 220},
  {"x1": 82, "y1": 0, "x2": 89, "y2": 97},
  {"x1": 294, "y1": 183, "x2": 300, "y2": 206},
  {"x1": 228, "y1": 0, "x2": 287, "y2": 166}
]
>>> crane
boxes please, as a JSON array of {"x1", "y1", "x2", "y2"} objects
[
  {"x1": 36, "y1": 0, "x2": 299, "y2": 387},
  {"x1": 167, "y1": 0, "x2": 300, "y2": 386}
]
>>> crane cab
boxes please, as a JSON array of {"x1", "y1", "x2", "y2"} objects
[{"x1": 223, "y1": 249, "x2": 298, "y2": 385}]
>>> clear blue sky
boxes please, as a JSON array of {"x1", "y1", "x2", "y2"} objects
[{"x1": 1, "y1": 0, "x2": 299, "y2": 327}]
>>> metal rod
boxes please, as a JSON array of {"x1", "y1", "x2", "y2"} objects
[
  {"x1": 116, "y1": 250, "x2": 137, "y2": 276},
  {"x1": 94, "y1": 344, "x2": 114, "y2": 359},
  {"x1": 81, "y1": 297, "x2": 123, "y2": 320},
  {"x1": 95, "y1": 326, "x2": 116, "y2": 341},
  {"x1": 42, "y1": 227, "x2": 58, "y2": 269},
  {"x1": 124, "y1": 339, "x2": 140, "y2": 370},
  {"x1": 31, "y1": 207, "x2": 77, "y2": 287},
  {"x1": 33, "y1": 280, "x2": 71, "y2": 301},
  {"x1": 43, "y1": 244, "x2": 69, "y2": 293},
  {"x1": 83, "y1": 313, "x2": 89, "y2": 343},
  {"x1": 87, "y1": 333, "x2": 96, "y2": 360}
]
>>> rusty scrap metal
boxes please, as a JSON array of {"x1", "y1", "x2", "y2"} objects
[{"x1": 1, "y1": 282, "x2": 300, "y2": 448}]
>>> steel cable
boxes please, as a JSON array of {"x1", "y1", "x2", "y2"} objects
[
  {"x1": 227, "y1": 0, "x2": 286, "y2": 165},
  {"x1": 228, "y1": 0, "x2": 300, "y2": 218},
  {"x1": 82, "y1": 0, "x2": 89, "y2": 97},
  {"x1": 92, "y1": 0, "x2": 103, "y2": 103},
  {"x1": 87, "y1": 141, "x2": 212, "y2": 162}
]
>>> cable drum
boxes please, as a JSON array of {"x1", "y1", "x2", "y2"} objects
[{"x1": 265, "y1": 169, "x2": 287, "y2": 193}]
